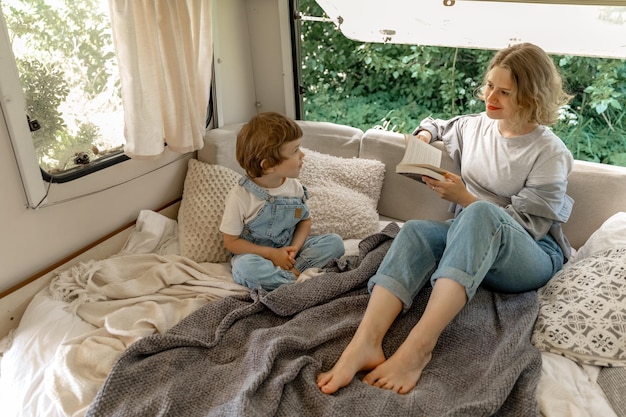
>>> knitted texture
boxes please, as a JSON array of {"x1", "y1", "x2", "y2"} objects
[
  {"x1": 597, "y1": 367, "x2": 626, "y2": 417},
  {"x1": 87, "y1": 224, "x2": 542, "y2": 417},
  {"x1": 178, "y1": 159, "x2": 241, "y2": 262}
]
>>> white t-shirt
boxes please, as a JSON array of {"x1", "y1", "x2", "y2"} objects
[{"x1": 219, "y1": 177, "x2": 306, "y2": 237}]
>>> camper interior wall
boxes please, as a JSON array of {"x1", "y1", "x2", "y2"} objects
[
  {"x1": 0, "y1": 0, "x2": 295, "y2": 331},
  {"x1": 213, "y1": 0, "x2": 296, "y2": 126}
]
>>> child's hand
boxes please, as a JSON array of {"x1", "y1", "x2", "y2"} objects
[
  {"x1": 270, "y1": 246, "x2": 297, "y2": 270},
  {"x1": 285, "y1": 246, "x2": 298, "y2": 263}
]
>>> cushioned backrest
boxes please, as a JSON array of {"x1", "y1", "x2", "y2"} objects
[
  {"x1": 200, "y1": 122, "x2": 626, "y2": 251},
  {"x1": 565, "y1": 160, "x2": 626, "y2": 249},
  {"x1": 198, "y1": 123, "x2": 245, "y2": 174},
  {"x1": 361, "y1": 128, "x2": 626, "y2": 250},
  {"x1": 360, "y1": 129, "x2": 459, "y2": 223},
  {"x1": 297, "y1": 121, "x2": 363, "y2": 157},
  {"x1": 198, "y1": 121, "x2": 363, "y2": 173}
]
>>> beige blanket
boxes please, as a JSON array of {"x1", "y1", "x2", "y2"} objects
[{"x1": 47, "y1": 253, "x2": 248, "y2": 417}]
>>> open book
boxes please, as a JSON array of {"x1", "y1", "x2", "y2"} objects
[{"x1": 396, "y1": 134, "x2": 448, "y2": 184}]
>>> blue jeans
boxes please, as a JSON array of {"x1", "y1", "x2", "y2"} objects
[
  {"x1": 231, "y1": 233, "x2": 344, "y2": 291},
  {"x1": 369, "y1": 201, "x2": 564, "y2": 312}
]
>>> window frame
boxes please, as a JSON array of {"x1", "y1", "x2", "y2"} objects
[
  {"x1": 0, "y1": 1, "x2": 135, "y2": 206},
  {"x1": 0, "y1": 12, "x2": 48, "y2": 207}
]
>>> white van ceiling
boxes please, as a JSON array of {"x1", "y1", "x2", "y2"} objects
[{"x1": 314, "y1": 0, "x2": 626, "y2": 58}]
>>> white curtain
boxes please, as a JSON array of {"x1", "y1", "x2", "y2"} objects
[{"x1": 108, "y1": 0, "x2": 213, "y2": 158}]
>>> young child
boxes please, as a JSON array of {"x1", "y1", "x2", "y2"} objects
[{"x1": 220, "y1": 112, "x2": 345, "y2": 291}]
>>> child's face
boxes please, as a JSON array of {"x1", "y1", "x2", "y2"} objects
[{"x1": 271, "y1": 138, "x2": 304, "y2": 178}]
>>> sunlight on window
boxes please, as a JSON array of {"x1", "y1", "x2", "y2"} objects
[{"x1": 1, "y1": 0, "x2": 124, "y2": 175}]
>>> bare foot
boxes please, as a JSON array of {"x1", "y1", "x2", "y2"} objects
[
  {"x1": 316, "y1": 337, "x2": 386, "y2": 394},
  {"x1": 362, "y1": 338, "x2": 433, "y2": 394}
]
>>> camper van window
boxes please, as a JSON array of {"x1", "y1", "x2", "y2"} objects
[
  {"x1": 298, "y1": 0, "x2": 626, "y2": 167},
  {"x1": 0, "y1": 0, "x2": 126, "y2": 182}
]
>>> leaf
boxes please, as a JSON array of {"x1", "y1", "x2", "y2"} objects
[{"x1": 604, "y1": 153, "x2": 626, "y2": 165}]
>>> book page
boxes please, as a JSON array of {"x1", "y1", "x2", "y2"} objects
[{"x1": 399, "y1": 134, "x2": 442, "y2": 167}]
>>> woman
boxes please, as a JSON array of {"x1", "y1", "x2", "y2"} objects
[{"x1": 317, "y1": 42, "x2": 574, "y2": 395}]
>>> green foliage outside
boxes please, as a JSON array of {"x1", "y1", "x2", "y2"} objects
[
  {"x1": 2, "y1": 0, "x2": 121, "y2": 174},
  {"x1": 299, "y1": 0, "x2": 626, "y2": 166},
  {"x1": 4, "y1": 0, "x2": 625, "y2": 171}
]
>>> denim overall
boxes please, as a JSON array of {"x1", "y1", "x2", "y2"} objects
[{"x1": 230, "y1": 176, "x2": 344, "y2": 291}]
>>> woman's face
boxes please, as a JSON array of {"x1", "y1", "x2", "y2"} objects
[{"x1": 483, "y1": 66, "x2": 517, "y2": 123}]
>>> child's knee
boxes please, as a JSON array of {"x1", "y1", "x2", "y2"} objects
[{"x1": 327, "y1": 233, "x2": 345, "y2": 257}]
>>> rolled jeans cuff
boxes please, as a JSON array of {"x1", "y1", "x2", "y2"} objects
[{"x1": 368, "y1": 272, "x2": 416, "y2": 313}]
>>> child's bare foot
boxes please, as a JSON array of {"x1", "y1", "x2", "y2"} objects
[
  {"x1": 362, "y1": 337, "x2": 433, "y2": 394},
  {"x1": 316, "y1": 337, "x2": 386, "y2": 394}
]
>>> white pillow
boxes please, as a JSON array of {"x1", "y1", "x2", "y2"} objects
[
  {"x1": 572, "y1": 212, "x2": 626, "y2": 263},
  {"x1": 178, "y1": 159, "x2": 241, "y2": 263},
  {"x1": 299, "y1": 148, "x2": 386, "y2": 239},
  {"x1": 532, "y1": 247, "x2": 626, "y2": 367}
]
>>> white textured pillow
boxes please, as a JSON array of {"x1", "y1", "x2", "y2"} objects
[
  {"x1": 572, "y1": 212, "x2": 626, "y2": 263},
  {"x1": 299, "y1": 148, "x2": 385, "y2": 239},
  {"x1": 178, "y1": 159, "x2": 241, "y2": 263},
  {"x1": 532, "y1": 247, "x2": 626, "y2": 366}
]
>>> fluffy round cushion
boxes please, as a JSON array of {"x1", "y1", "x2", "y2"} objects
[{"x1": 299, "y1": 148, "x2": 385, "y2": 239}]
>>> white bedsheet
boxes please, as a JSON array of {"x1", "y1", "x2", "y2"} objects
[
  {"x1": 538, "y1": 353, "x2": 617, "y2": 417},
  {"x1": 0, "y1": 290, "x2": 96, "y2": 417},
  {"x1": 0, "y1": 211, "x2": 617, "y2": 417},
  {"x1": 1, "y1": 210, "x2": 247, "y2": 417}
]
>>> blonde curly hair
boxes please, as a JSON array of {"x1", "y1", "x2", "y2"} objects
[{"x1": 477, "y1": 43, "x2": 573, "y2": 130}]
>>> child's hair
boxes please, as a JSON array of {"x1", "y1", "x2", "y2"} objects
[
  {"x1": 477, "y1": 43, "x2": 573, "y2": 129},
  {"x1": 236, "y1": 112, "x2": 303, "y2": 178}
]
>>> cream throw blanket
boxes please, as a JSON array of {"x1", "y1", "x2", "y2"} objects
[{"x1": 47, "y1": 253, "x2": 248, "y2": 417}]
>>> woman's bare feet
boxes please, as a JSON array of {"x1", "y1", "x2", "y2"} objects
[
  {"x1": 362, "y1": 336, "x2": 434, "y2": 394},
  {"x1": 316, "y1": 336, "x2": 386, "y2": 394},
  {"x1": 360, "y1": 278, "x2": 466, "y2": 394},
  {"x1": 317, "y1": 285, "x2": 404, "y2": 394},
  {"x1": 317, "y1": 273, "x2": 467, "y2": 396}
]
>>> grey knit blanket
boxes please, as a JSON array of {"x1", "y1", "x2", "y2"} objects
[{"x1": 87, "y1": 223, "x2": 541, "y2": 417}]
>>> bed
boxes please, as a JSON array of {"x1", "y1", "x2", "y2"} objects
[{"x1": 1, "y1": 121, "x2": 625, "y2": 417}]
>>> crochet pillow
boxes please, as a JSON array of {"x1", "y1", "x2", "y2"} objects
[
  {"x1": 532, "y1": 247, "x2": 626, "y2": 367},
  {"x1": 299, "y1": 148, "x2": 386, "y2": 239},
  {"x1": 178, "y1": 159, "x2": 241, "y2": 263}
]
